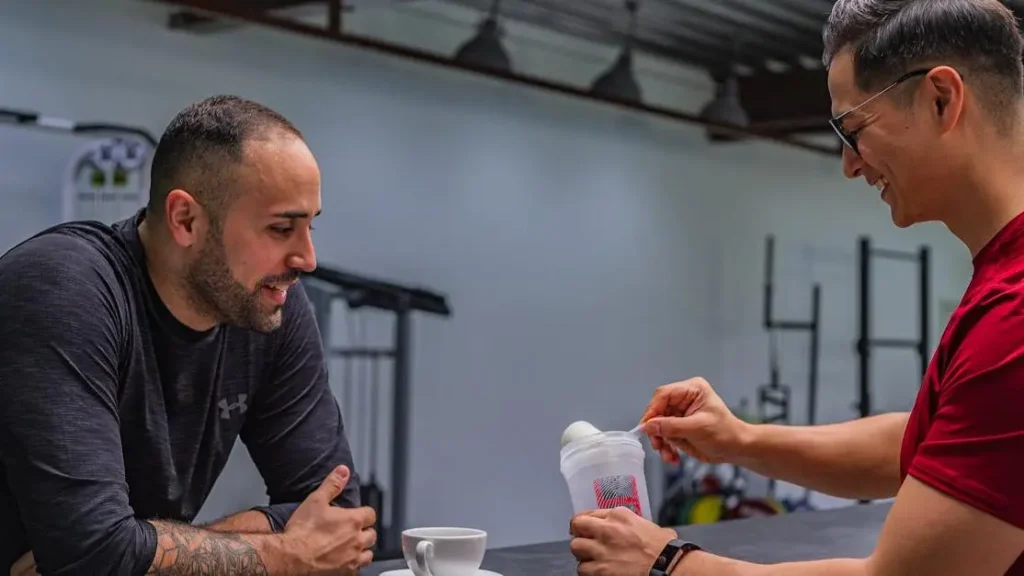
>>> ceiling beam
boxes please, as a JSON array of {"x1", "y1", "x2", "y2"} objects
[
  {"x1": 738, "y1": 67, "x2": 833, "y2": 134},
  {"x1": 155, "y1": 0, "x2": 841, "y2": 157},
  {"x1": 167, "y1": 0, "x2": 339, "y2": 33}
]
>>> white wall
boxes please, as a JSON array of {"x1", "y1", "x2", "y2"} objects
[{"x1": 0, "y1": 0, "x2": 972, "y2": 549}]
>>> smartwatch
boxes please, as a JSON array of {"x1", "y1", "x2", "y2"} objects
[{"x1": 649, "y1": 539, "x2": 702, "y2": 576}]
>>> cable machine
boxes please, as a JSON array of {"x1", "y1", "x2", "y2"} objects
[
  {"x1": 855, "y1": 236, "x2": 930, "y2": 419},
  {"x1": 1, "y1": 106, "x2": 158, "y2": 224},
  {"x1": 302, "y1": 264, "x2": 451, "y2": 558},
  {"x1": 0, "y1": 106, "x2": 158, "y2": 147}
]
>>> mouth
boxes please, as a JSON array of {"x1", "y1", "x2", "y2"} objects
[
  {"x1": 872, "y1": 177, "x2": 890, "y2": 198},
  {"x1": 260, "y1": 282, "x2": 294, "y2": 305}
]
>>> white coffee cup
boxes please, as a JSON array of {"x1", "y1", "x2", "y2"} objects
[{"x1": 401, "y1": 527, "x2": 487, "y2": 576}]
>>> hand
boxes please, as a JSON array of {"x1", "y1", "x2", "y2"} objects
[
  {"x1": 569, "y1": 508, "x2": 678, "y2": 576},
  {"x1": 283, "y1": 465, "x2": 377, "y2": 575},
  {"x1": 10, "y1": 551, "x2": 36, "y2": 576},
  {"x1": 639, "y1": 377, "x2": 751, "y2": 465}
]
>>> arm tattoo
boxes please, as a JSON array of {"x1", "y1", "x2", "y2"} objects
[{"x1": 146, "y1": 520, "x2": 270, "y2": 575}]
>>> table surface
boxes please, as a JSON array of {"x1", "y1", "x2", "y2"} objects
[{"x1": 363, "y1": 502, "x2": 892, "y2": 575}]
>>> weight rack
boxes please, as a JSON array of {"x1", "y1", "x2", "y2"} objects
[{"x1": 855, "y1": 236, "x2": 930, "y2": 419}]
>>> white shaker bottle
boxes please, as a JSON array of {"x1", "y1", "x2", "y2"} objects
[{"x1": 559, "y1": 421, "x2": 652, "y2": 520}]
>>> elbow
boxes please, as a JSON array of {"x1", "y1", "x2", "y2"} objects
[{"x1": 34, "y1": 517, "x2": 157, "y2": 576}]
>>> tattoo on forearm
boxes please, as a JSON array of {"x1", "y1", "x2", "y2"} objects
[{"x1": 146, "y1": 520, "x2": 270, "y2": 575}]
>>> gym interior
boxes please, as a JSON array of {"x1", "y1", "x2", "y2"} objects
[{"x1": 0, "y1": 0, "x2": 977, "y2": 572}]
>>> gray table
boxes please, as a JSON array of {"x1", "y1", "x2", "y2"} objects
[{"x1": 363, "y1": 502, "x2": 891, "y2": 575}]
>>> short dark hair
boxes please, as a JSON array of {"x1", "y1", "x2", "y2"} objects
[
  {"x1": 823, "y1": 0, "x2": 1024, "y2": 121},
  {"x1": 147, "y1": 95, "x2": 303, "y2": 222}
]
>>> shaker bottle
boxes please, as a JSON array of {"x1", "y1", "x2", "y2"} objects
[{"x1": 560, "y1": 428, "x2": 652, "y2": 520}]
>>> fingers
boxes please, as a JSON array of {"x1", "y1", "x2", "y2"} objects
[
  {"x1": 569, "y1": 514, "x2": 605, "y2": 538},
  {"x1": 360, "y1": 527, "x2": 378, "y2": 550},
  {"x1": 10, "y1": 551, "x2": 36, "y2": 576},
  {"x1": 359, "y1": 506, "x2": 378, "y2": 528},
  {"x1": 358, "y1": 549, "x2": 374, "y2": 568},
  {"x1": 569, "y1": 537, "x2": 601, "y2": 562},
  {"x1": 644, "y1": 415, "x2": 705, "y2": 440},
  {"x1": 308, "y1": 465, "x2": 351, "y2": 505},
  {"x1": 642, "y1": 379, "x2": 707, "y2": 421}
]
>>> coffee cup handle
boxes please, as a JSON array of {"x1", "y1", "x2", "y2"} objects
[{"x1": 415, "y1": 540, "x2": 436, "y2": 576}]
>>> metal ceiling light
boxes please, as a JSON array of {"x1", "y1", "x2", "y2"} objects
[
  {"x1": 453, "y1": 0, "x2": 512, "y2": 72},
  {"x1": 590, "y1": 0, "x2": 642, "y2": 103},
  {"x1": 700, "y1": 74, "x2": 749, "y2": 127}
]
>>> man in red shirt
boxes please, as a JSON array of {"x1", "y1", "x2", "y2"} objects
[{"x1": 569, "y1": 0, "x2": 1024, "y2": 574}]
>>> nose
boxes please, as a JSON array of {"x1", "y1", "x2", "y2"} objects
[
  {"x1": 287, "y1": 229, "x2": 317, "y2": 273},
  {"x1": 841, "y1": 146, "x2": 864, "y2": 179}
]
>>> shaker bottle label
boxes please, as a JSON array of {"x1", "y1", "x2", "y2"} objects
[{"x1": 593, "y1": 475, "x2": 642, "y2": 516}]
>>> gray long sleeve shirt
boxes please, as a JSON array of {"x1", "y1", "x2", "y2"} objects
[{"x1": 0, "y1": 210, "x2": 360, "y2": 575}]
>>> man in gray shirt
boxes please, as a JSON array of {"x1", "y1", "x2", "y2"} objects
[{"x1": 0, "y1": 95, "x2": 377, "y2": 575}]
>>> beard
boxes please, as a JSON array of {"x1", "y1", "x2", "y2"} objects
[{"x1": 183, "y1": 227, "x2": 297, "y2": 333}]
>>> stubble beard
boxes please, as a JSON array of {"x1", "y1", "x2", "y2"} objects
[{"x1": 183, "y1": 225, "x2": 284, "y2": 333}]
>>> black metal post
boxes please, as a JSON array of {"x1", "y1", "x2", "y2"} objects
[
  {"x1": 808, "y1": 283, "x2": 820, "y2": 426},
  {"x1": 857, "y1": 236, "x2": 871, "y2": 419},
  {"x1": 919, "y1": 246, "x2": 930, "y2": 380},
  {"x1": 388, "y1": 295, "x2": 412, "y2": 553}
]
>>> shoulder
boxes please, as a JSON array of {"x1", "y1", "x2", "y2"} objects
[
  {"x1": 0, "y1": 221, "x2": 134, "y2": 321},
  {"x1": 944, "y1": 274, "x2": 1024, "y2": 383}
]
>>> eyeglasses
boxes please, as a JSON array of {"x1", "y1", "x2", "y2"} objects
[{"x1": 829, "y1": 68, "x2": 933, "y2": 155}]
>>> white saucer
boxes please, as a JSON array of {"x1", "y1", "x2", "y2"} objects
[{"x1": 378, "y1": 565, "x2": 501, "y2": 569}]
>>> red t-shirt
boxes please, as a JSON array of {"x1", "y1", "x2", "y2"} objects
[{"x1": 902, "y1": 210, "x2": 1024, "y2": 573}]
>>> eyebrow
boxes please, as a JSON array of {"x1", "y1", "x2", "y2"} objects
[{"x1": 273, "y1": 209, "x2": 321, "y2": 219}]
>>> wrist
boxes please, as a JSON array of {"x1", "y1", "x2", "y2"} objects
[
  {"x1": 731, "y1": 419, "x2": 760, "y2": 463},
  {"x1": 257, "y1": 533, "x2": 304, "y2": 574}
]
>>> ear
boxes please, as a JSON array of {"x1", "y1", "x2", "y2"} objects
[
  {"x1": 926, "y1": 66, "x2": 965, "y2": 133},
  {"x1": 164, "y1": 189, "x2": 207, "y2": 248}
]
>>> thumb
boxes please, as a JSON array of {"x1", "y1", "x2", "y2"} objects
[
  {"x1": 309, "y1": 465, "x2": 351, "y2": 505},
  {"x1": 644, "y1": 416, "x2": 703, "y2": 439}
]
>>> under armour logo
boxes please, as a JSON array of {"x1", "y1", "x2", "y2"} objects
[{"x1": 218, "y1": 394, "x2": 248, "y2": 420}]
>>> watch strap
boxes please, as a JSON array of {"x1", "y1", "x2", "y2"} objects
[{"x1": 649, "y1": 539, "x2": 702, "y2": 576}]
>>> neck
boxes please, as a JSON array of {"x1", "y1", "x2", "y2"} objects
[
  {"x1": 941, "y1": 132, "x2": 1024, "y2": 259},
  {"x1": 138, "y1": 218, "x2": 218, "y2": 332}
]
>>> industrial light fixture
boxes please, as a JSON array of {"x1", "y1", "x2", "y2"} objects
[
  {"x1": 700, "y1": 73, "x2": 750, "y2": 139},
  {"x1": 590, "y1": 0, "x2": 642, "y2": 103},
  {"x1": 453, "y1": 0, "x2": 512, "y2": 73}
]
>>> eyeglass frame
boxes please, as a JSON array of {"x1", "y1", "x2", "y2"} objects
[{"x1": 829, "y1": 68, "x2": 938, "y2": 155}]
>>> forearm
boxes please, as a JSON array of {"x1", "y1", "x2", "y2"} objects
[
  {"x1": 676, "y1": 552, "x2": 868, "y2": 576},
  {"x1": 203, "y1": 510, "x2": 274, "y2": 533},
  {"x1": 146, "y1": 519, "x2": 295, "y2": 575},
  {"x1": 733, "y1": 412, "x2": 908, "y2": 500}
]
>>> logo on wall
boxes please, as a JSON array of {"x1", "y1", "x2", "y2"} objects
[{"x1": 62, "y1": 136, "x2": 154, "y2": 224}]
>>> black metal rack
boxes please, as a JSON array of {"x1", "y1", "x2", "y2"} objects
[
  {"x1": 759, "y1": 236, "x2": 821, "y2": 504},
  {"x1": 302, "y1": 264, "x2": 451, "y2": 557},
  {"x1": 759, "y1": 235, "x2": 822, "y2": 427},
  {"x1": 855, "y1": 236, "x2": 930, "y2": 419}
]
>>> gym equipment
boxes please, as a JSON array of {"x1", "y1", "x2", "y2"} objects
[
  {"x1": 656, "y1": 459, "x2": 784, "y2": 527},
  {"x1": 854, "y1": 236, "x2": 930, "y2": 419},
  {"x1": 759, "y1": 236, "x2": 820, "y2": 508},
  {"x1": 760, "y1": 235, "x2": 822, "y2": 427},
  {"x1": 1, "y1": 106, "x2": 158, "y2": 224},
  {"x1": 0, "y1": 106, "x2": 158, "y2": 147},
  {"x1": 302, "y1": 264, "x2": 451, "y2": 559}
]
